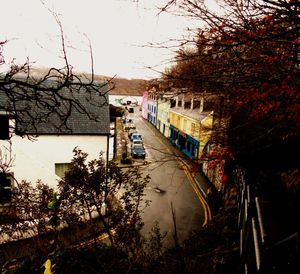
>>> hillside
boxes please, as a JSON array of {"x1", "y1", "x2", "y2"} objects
[
  {"x1": 108, "y1": 77, "x2": 148, "y2": 96},
  {"x1": 73, "y1": 72, "x2": 148, "y2": 96},
  {"x1": 26, "y1": 67, "x2": 148, "y2": 96}
]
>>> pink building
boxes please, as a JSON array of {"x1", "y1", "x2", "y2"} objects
[{"x1": 141, "y1": 90, "x2": 149, "y2": 119}]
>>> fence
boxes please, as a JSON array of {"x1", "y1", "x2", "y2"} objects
[{"x1": 235, "y1": 168, "x2": 299, "y2": 274}]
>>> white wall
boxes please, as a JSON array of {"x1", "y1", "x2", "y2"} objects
[{"x1": 1, "y1": 135, "x2": 108, "y2": 189}]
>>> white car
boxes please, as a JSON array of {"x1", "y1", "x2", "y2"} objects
[
  {"x1": 130, "y1": 133, "x2": 142, "y2": 142},
  {"x1": 132, "y1": 139, "x2": 143, "y2": 146}
]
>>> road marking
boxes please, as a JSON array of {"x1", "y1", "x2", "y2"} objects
[
  {"x1": 141, "y1": 118, "x2": 212, "y2": 226},
  {"x1": 179, "y1": 160, "x2": 212, "y2": 226}
]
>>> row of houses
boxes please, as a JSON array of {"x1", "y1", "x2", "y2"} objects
[
  {"x1": 141, "y1": 87, "x2": 225, "y2": 192},
  {"x1": 142, "y1": 88, "x2": 213, "y2": 159}
]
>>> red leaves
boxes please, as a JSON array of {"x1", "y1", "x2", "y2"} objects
[
  {"x1": 266, "y1": 56, "x2": 278, "y2": 64},
  {"x1": 206, "y1": 146, "x2": 234, "y2": 162},
  {"x1": 236, "y1": 78, "x2": 299, "y2": 129},
  {"x1": 244, "y1": 30, "x2": 256, "y2": 39},
  {"x1": 209, "y1": 27, "x2": 219, "y2": 33},
  {"x1": 264, "y1": 15, "x2": 273, "y2": 24}
]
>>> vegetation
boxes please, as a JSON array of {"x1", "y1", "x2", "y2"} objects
[
  {"x1": 160, "y1": 0, "x2": 299, "y2": 210},
  {"x1": 1, "y1": 148, "x2": 151, "y2": 271}
]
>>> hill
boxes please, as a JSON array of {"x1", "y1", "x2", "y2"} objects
[
  {"x1": 108, "y1": 77, "x2": 147, "y2": 96},
  {"x1": 26, "y1": 67, "x2": 148, "y2": 96},
  {"x1": 70, "y1": 72, "x2": 148, "y2": 96}
]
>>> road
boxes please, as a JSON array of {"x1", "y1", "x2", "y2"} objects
[{"x1": 126, "y1": 107, "x2": 207, "y2": 249}]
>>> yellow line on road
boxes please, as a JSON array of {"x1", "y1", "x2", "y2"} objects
[
  {"x1": 179, "y1": 161, "x2": 212, "y2": 226},
  {"x1": 142, "y1": 119, "x2": 211, "y2": 226}
]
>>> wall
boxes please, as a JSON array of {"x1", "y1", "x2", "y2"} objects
[
  {"x1": 169, "y1": 111, "x2": 213, "y2": 158},
  {"x1": 1, "y1": 135, "x2": 108, "y2": 189},
  {"x1": 156, "y1": 98, "x2": 170, "y2": 138}
]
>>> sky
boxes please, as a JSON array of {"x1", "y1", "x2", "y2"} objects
[{"x1": 0, "y1": 0, "x2": 202, "y2": 80}]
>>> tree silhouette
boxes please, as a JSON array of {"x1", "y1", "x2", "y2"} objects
[{"x1": 159, "y1": 0, "x2": 299, "y2": 165}]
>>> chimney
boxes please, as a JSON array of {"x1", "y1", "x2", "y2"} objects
[{"x1": 199, "y1": 97, "x2": 204, "y2": 112}]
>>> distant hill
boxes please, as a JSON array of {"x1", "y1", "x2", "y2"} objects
[
  {"x1": 92, "y1": 75, "x2": 147, "y2": 96},
  {"x1": 25, "y1": 67, "x2": 148, "y2": 96},
  {"x1": 109, "y1": 77, "x2": 147, "y2": 96}
]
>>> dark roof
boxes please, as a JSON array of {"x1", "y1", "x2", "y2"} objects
[{"x1": 0, "y1": 79, "x2": 110, "y2": 135}]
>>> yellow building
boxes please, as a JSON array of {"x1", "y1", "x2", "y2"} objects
[
  {"x1": 169, "y1": 93, "x2": 213, "y2": 160},
  {"x1": 156, "y1": 93, "x2": 175, "y2": 138}
]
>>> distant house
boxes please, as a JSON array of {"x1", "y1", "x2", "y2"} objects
[
  {"x1": 0, "y1": 80, "x2": 110, "y2": 207},
  {"x1": 156, "y1": 92, "x2": 175, "y2": 138},
  {"x1": 141, "y1": 89, "x2": 149, "y2": 120},
  {"x1": 147, "y1": 88, "x2": 158, "y2": 126}
]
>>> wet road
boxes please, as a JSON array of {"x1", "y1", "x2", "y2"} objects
[{"x1": 126, "y1": 108, "x2": 206, "y2": 249}]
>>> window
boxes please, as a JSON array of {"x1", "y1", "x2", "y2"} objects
[
  {"x1": 170, "y1": 99, "x2": 176, "y2": 108},
  {"x1": 193, "y1": 100, "x2": 201, "y2": 109},
  {"x1": 0, "y1": 173, "x2": 12, "y2": 205},
  {"x1": 55, "y1": 163, "x2": 71, "y2": 179},
  {"x1": 0, "y1": 115, "x2": 9, "y2": 140},
  {"x1": 185, "y1": 101, "x2": 191, "y2": 109},
  {"x1": 187, "y1": 141, "x2": 191, "y2": 152}
]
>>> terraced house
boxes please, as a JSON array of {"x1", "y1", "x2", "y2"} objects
[
  {"x1": 169, "y1": 92, "x2": 213, "y2": 161},
  {"x1": 156, "y1": 92, "x2": 175, "y2": 138}
]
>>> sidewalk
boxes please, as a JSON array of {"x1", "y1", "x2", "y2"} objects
[
  {"x1": 114, "y1": 117, "x2": 128, "y2": 162},
  {"x1": 114, "y1": 117, "x2": 151, "y2": 168}
]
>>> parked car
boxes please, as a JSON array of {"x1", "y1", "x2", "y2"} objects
[
  {"x1": 124, "y1": 123, "x2": 136, "y2": 131},
  {"x1": 131, "y1": 133, "x2": 142, "y2": 142},
  {"x1": 122, "y1": 117, "x2": 132, "y2": 124},
  {"x1": 131, "y1": 144, "x2": 146, "y2": 159},
  {"x1": 128, "y1": 107, "x2": 134, "y2": 113},
  {"x1": 128, "y1": 129, "x2": 138, "y2": 138},
  {"x1": 131, "y1": 139, "x2": 143, "y2": 146}
]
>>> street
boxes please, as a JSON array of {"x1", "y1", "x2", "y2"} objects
[{"x1": 125, "y1": 107, "x2": 206, "y2": 249}]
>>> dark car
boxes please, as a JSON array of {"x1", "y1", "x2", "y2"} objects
[{"x1": 131, "y1": 144, "x2": 146, "y2": 159}]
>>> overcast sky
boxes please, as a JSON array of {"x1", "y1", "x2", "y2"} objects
[{"x1": 0, "y1": 0, "x2": 202, "y2": 79}]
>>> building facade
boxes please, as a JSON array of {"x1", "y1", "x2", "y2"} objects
[
  {"x1": 0, "y1": 80, "x2": 110, "y2": 203},
  {"x1": 147, "y1": 89, "x2": 158, "y2": 126},
  {"x1": 169, "y1": 93, "x2": 213, "y2": 160},
  {"x1": 156, "y1": 93, "x2": 175, "y2": 138}
]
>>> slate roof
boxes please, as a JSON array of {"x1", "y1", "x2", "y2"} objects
[
  {"x1": 170, "y1": 107, "x2": 212, "y2": 122},
  {"x1": 0, "y1": 79, "x2": 110, "y2": 135}
]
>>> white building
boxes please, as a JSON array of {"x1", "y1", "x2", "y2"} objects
[{"x1": 0, "y1": 80, "x2": 110, "y2": 202}]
